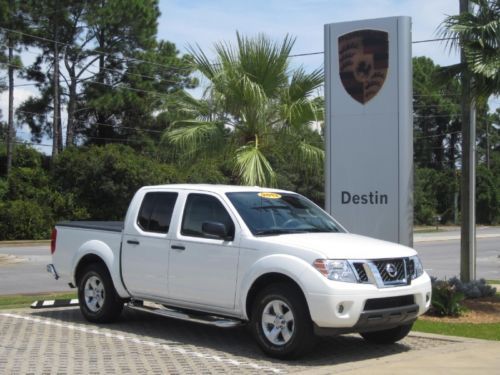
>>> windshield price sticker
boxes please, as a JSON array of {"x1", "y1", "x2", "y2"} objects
[{"x1": 258, "y1": 192, "x2": 282, "y2": 199}]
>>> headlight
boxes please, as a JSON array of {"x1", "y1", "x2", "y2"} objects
[
  {"x1": 409, "y1": 255, "x2": 424, "y2": 279},
  {"x1": 313, "y1": 259, "x2": 357, "y2": 283}
]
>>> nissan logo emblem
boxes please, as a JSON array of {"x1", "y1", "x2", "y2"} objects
[{"x1": 385, "y1": 263, "x2": 398, "y2": 278}]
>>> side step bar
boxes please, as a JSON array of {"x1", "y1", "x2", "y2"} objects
[{"x1": 126, "y1": 302, "x2": 245, "y2": 328}]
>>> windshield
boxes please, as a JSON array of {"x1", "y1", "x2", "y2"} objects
[{"x1": 226, "y1": 192, "x2": 344, "y2": 236}]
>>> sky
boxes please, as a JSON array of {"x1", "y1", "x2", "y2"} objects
[{"x1": 157, "y1": 0, "x2": 461, "y2": 70}]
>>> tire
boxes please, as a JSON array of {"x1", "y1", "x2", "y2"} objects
[
  {"x1": 250, "y1": 283, "x2": 316, "y2": 359},
  {"x1": 360, "y1": 323, "x2": 413, "y2": 344},
  {"x1": 78, "y1": 263, "x2": 123, "y2": 323}
]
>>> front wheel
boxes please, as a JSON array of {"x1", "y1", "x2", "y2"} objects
[
  {"x1": 360, "y1": 323, "x2": 413, "y2": 344},
  {"x1": 250, "y1": 283, "x2": 315, "y2": 359},
  {"x1": 78, "y1": 263, "x2": 123, "y2": 323}
]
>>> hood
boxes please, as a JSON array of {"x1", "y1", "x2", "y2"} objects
[{"x1": 258, "y1": 232, "x2": 417, "y2": 260}]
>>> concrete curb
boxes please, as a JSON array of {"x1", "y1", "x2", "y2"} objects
[
  {"x1": 414, "y1": 233, "x2": 500, "y2": 243},
  {"x1": 0, "y1": 240, "x2": 50, "y2": 247}
]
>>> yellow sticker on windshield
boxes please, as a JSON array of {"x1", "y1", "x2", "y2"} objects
[{"x1": 258, "y1": 192, "x2": 282, "y2": 199}]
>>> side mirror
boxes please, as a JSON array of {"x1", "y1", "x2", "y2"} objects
[{"x1": 202, "y1": 221, "x2": 233, "y2": 240}]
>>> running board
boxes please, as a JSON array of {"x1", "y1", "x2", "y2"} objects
[{"x1": 126, "y1": 302, "x2": 244, "y2": 328}]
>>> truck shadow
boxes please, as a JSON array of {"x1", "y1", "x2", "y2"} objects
[{"x1": 31, "y1": 306, "x2": 422, "y2": 369}]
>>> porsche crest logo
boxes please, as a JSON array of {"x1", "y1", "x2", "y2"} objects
[{"x1": 338, "y1": 30, "x2": 388, "y2": 104}]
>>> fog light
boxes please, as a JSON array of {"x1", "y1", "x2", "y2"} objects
[
  {"x1": 338, "y1": 304, "x2": 344, "y2": 314},
  {"x1": 426, "y1": 292, "x2": 431, "y2": 302}
]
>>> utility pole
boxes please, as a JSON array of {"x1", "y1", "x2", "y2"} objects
[{"x1": 459, "y1": 0, "x2": 476, "y2": 282}]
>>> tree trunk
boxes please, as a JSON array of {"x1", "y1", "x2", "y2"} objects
[
  {"x1": 52, "y1": 2, "x2": 60, "y2": 161},
  {"x1": 66, "y1": 77, "x2": 77, "y2": 147},
  {"x1": 6, "y1": 43, "x2": 14, "y2": 174}
]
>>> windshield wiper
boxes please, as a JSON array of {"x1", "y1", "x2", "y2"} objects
[{"x1": 254, "y1": 229, "x2": 296, "y2": 236}]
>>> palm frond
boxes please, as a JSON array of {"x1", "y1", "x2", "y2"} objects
[
  {"x1": 236, "y1": 32, "x2": 294, "y2": 97},
  {"x1": 288, "y1": 67, "x2": 324, "y2": 101},
  {"x1": 297, "y1": 141, "x2": 324, "y2": 170},
  {"x1": 164, "y1": 120, "x2": 225, "y2": 157},
  {"x1": 235, "y1": 144, "x2": 276, "y2": 187}
]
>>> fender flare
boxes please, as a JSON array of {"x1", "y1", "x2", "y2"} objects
[
  {"x1": 72, "y1": 240, "x2": 130, "y2": 298},
  {"x1": 238, "y1": 254, "x2": 313, "y2": 320}
]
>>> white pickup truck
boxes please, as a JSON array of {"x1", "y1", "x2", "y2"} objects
[{"x1": 48, "y1": 184, "x2": 431, "y2": 358}]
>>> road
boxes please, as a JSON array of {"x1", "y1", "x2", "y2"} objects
[
  {"x1": 0, "y1": 245, "x2": 72, "y2": 295},
  {"x1": 414, "y1": 226, "x2": 500, "y2": 280},
  {"x1": 0, "y1": 227, "x2": 499, "y2": 295},
  {"x1": 415, "y1": 237, "x2": 500, "y2": 280}
]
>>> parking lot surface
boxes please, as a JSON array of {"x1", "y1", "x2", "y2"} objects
[{"x1": 0, "y1": 306, "x2": 464, "y2": 374}]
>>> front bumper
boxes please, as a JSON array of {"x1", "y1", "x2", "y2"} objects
[
  {"x1": 314, "y1": 303, "x2": 419, "y2": 336},
  {"x1": 307, "y1": 273, "x2": 432, "y2": 330}
]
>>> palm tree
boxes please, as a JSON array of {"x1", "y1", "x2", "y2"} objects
[
  {"x1": 439, "y1": 0, "x2": 500, "y2": 98},
  {"x1": 165, "y1": 33, "x2": 324, "y2": 187},
  {"x1": 438, "y1": 0, "x2": 500, "y2": 282}
]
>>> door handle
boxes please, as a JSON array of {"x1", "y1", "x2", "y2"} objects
[
  {"x1": 127, "y1": 240, "x2": 140, "y2": 245},
  {"x1": 171, "y1": 245, "x2": 185, "y2": 250}
]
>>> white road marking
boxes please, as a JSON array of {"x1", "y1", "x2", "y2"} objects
[
  {"x1": 0, "y1": 312, "x2": 283, "y2": 374},
  {"x1": 42, "y1": 300, "x2": 55, "y2": 306},
  {"x1": 70, "y1": 299, "x2": 79, "y2": 304}
]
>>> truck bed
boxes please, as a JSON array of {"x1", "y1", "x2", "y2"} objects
[{"x1": 57, "y1": 221, "x2": 124, "y2": 232}]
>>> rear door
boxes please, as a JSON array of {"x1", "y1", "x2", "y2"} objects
[
  {"x1": 168, "y1": 192, "x2": 240, "y2": 309},
  {"x1": 121, "y1": 191, "x2": 178, "y2": 298}
]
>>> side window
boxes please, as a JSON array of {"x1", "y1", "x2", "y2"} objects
[
  {"x1": 137, "y1": 192, "x2": 178, "y2": 234},
  {"x1": 181, "y1": 194, "x2": 234, "y2": 238}
]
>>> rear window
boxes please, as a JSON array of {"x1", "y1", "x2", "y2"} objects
[{"x1": 137, "y1": 192, "x2": 178, "y2": 234}]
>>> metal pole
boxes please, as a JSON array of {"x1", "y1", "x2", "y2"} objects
[{"x1": 459, "y1": 0, "x2": 476, "y2": 282}]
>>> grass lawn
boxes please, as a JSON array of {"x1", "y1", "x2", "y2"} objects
[
  {"x1": 414, "y1": 320, "x2": 500, "y2": 341},
  {"x1": 0, "y1": 292, "x2": 77, "y2": 310}
]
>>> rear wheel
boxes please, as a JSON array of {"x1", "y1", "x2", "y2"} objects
[
  {"x1": 78, "y1": 263, "x2": 123, "y2": 323},
  {"x1": 360, "y1": 323, "x2": 413, "y2": 344},
  {"x1": 250, "y1": 283, "x2": 315, "y2": 359}
]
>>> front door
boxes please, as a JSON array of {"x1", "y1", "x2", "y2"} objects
[{"x1": 168, "y1": 193, "x2": 239, "y2": 309}]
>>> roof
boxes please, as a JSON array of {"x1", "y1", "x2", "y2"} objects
[{"x1": 139, "y1": 184, "x2": 294, "y2": 194}]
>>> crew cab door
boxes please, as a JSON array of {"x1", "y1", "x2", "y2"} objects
[
  {"x1": 121, "y1": 191, "x2": 178, "y2": 298},
  {"x1": 168, "y1": 193, "x2": 240, "y2": 309}
]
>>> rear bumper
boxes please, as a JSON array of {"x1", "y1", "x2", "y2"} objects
[{"x1": 47, "y1": 264, "x2": 59, "y2": 280}]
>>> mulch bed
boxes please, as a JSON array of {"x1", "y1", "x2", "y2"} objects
[{"x1": 421, "y1": 297, "x2": 500, "y2": 324}]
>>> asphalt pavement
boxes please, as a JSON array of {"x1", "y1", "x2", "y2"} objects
[{"x1": 0, "y1": 227, "x2": 499, "y2": 295}]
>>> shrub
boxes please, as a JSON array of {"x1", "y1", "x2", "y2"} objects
[
  {"x1": 430, "y1": 277, "x2": 465, "y2": 317},
  {"x1": 0, "y1": 200, "x2": 53, "y2": 240},
  {"x1": 53, "y1": 145, "x2": 179, "y2": 220},
  {"x1": 448, "y1": 276, "x2": 497, "y2": 299}
]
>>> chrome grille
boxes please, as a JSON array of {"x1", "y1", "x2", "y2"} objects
[
  {"x1": 353, "y1": 262, "x2": 369, "y2": 282},
  {"x1": 349, "y1": 258, "x2": 411, "y2": 287},
  {"x1": 374, "y1": 259, "x2": 406, "y2": 283}
]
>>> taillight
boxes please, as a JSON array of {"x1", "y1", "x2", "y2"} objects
[{"x1": 50, "y1": 228, "x2": 57, "y2": 254}]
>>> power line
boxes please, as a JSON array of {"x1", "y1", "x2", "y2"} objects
[
  {"x1": 15, "y1": 109, "x2": 166, "y2": 135},
  {"x1": 289, "y1": 37, "x2": 458, "y2": 57},
  {"x1": 0, "y1": 53, "x2": 191, "y2": 86},
  {"x1": 1, "y1": 60, "x2": 181, "y2": 99},
  {"x1": 0, "y1": 26, "x2": 194, "y2": 73},
  {"x1": 1, "y1": 25, "x2": 458, "y2": 62},
  {"x1": 415, "y1": 130, "x2": 462, "y2": 139}
]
